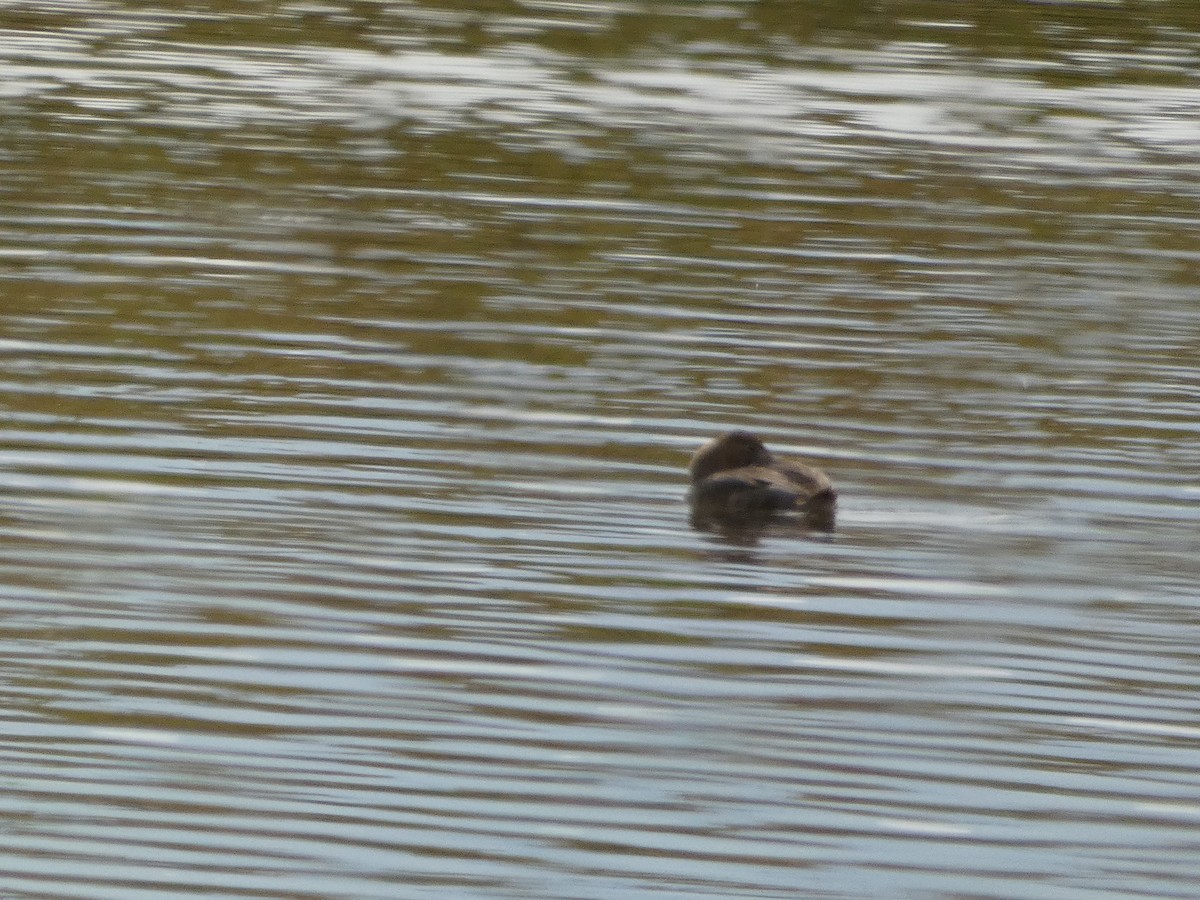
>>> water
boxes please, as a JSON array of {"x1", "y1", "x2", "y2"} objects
[{"x1": 1, "y1": 2, "x2": 1199, "y2": 897}]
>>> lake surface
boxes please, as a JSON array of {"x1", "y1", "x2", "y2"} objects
[{"x1": 2, "y1": 1, "x2": 1199, "y2": 897}]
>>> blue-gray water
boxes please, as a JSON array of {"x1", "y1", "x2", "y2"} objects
[{"x1": 2, "y1": 2, "x2": 1199, "y2": 897}]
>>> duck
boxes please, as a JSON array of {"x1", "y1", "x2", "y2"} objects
[{"x1": 687, "y1": 430, "x2": 836, "y2": 530}]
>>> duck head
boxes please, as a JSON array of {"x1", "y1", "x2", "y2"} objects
[{"x1": 687, "y1": 430, "x2": 774, "y2": 482}]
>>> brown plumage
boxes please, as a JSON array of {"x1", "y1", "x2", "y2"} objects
[{"x1": 687, "y1": 430, "x2": 835, "y2": 530}]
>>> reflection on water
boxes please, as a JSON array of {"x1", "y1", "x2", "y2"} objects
[{"x1": 2, "y1": 1, "x2": 1200, "y2": 897}]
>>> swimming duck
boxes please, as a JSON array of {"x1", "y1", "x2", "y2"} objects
[{"x1": 687, "y1": 430, "x2": 836, "y2": 530}]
